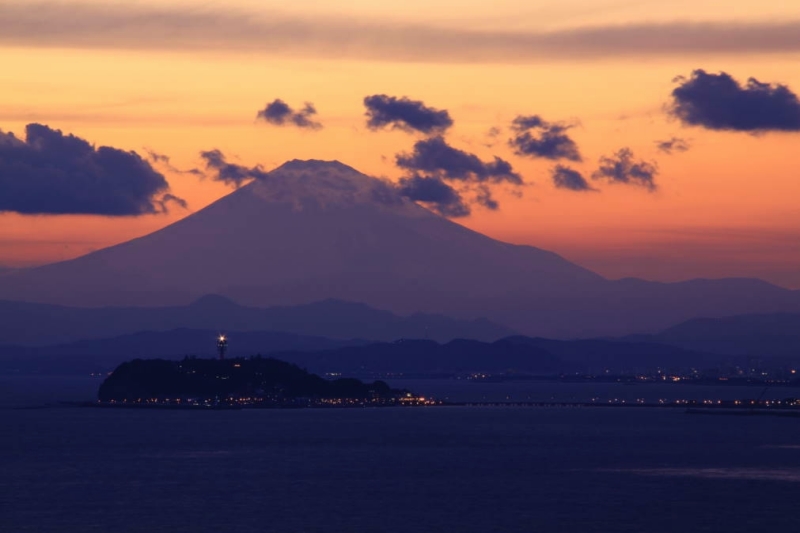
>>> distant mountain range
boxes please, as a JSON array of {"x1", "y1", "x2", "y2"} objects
[
  {"x1": 5, "y1": 309, "x2": 799, "y2": 376},
  {"x1": 0, "y1": 328, "x2": 366, "y2": 371},
  {"x1": 272, "y1": 336, "x2": 721, "y2": 376},
  {"x1": 627, "y1": 312, "x2": 800, "y2": 358},
  {"x1": 43, "y1": 328, "x2": 363, "y2": 358},
  {"x1": 291, "y1": 337, "x2": 557, "y2": 376},
  {"x1": 1, "y1": 160, "x2": 798, "y2": 338},
  {"x1": 0, "y1": 295, "x2": 515, "y2": 347},
  {"x1": 0, "y1": 328, "x2": 724, "y2": 376}
]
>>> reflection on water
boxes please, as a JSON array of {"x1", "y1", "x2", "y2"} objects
[{"x1": 602, "y1": 467, "x2": 800, "y2": 483}]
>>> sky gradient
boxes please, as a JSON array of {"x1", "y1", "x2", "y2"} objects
[{"x1": 2, "y1": 0, "x2": 799, "y2": 287}]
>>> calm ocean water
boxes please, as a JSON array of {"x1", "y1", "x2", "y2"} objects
[{"x1": 2, "y1": 377, "x2": 800, "y2": 533}]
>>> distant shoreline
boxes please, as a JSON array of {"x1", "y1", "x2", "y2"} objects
[{"x1": 52, "y1": 399, "x2": 800, "y2": 418}]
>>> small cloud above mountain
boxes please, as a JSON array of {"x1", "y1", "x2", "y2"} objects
[
  {"x1": 396, "y1": 136, "x2": 521, "y2": 184},
  {"x1": 397, "y1": 175, "x2": 470, "y2": 217},
  {"x1": 364, "y1": 95, "x2": 453, "y2": 135},
  {"x1": 256, "y1": 99, "x2": 322, "y2": 129},
  {"x1": 655, "y1": 137, "x2": 691, "y2": 154},
  {"x1": 200, "y1": 149, "x2": 268, "y2": 188},
  {"x1": 509, "y1": 115, "x2": 582, "y2": 162},
  {"x1": 159, "y1": 193, "x2": 188, "y2": 211},
  {"x1": 551, "y1": 165, "x2": 595, "y2": 192},
  {"x1": 0, "y1": 123, "x2": 183, "y2": 215},
  {"x1": 145, "y1": 148, "x2": 204, "y2": 176},
  {"x1": 144, "y1": 149, "x2": 170, "y2": 164},
  {"x1": 592, "y1": 148, "x2": 658, "y2": 191},
  {"x1": 394, "y1": 136, "x2": 523, "y2": 216},
  {"x1": 670, "y1": 70, "x2": 800, "y2": 132}
]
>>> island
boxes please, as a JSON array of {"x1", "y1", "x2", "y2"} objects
[{"x1": 96, "y1": 356, "x2": 437, "y2": 409}]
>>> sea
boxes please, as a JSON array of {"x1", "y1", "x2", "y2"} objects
[{"x1": 2, "y1": 376, "x2": 800, "y2": 533}]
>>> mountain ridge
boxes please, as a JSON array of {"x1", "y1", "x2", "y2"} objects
[
  {"x1": 0, "y1": 159, "x2": 798, "y2": 337},
  {"x1": 0, "y1": 329, "x2": 727, "y2": 377},
  {"x1": 0, "y1": 295, "x2": 516, "y2": 347},
  {"x1": 624, "y1": 312, "x2": 800, "y2": 357}
]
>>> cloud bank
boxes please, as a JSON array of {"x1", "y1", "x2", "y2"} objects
[
  {"x1": 364, "y1": 95, "x2": 453, "y2": 134},
  {"x1": 256, "y1": 99, "x2": 322, "y2": 129},
  {"x1": 670, "y1": 70, "x2": 800, "y2": 132},
  {"x1": 3, "y1": 4, "x2": 800, "y2": 62},
  {"x1": 0, "y1": 124, "x2": 183, "y2": 215}
]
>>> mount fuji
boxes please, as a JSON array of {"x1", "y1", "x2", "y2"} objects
[{"x1": 1, "y1": 159, "x2": 798, "y2": 337}]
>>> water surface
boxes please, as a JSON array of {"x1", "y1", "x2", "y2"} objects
[{"x1": 2, "y1": 377, "x2": 800, "y2": 532}]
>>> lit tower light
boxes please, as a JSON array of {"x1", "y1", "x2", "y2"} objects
[{"x1": 217, "y1": 334, "x2": 228, "y2": 360}]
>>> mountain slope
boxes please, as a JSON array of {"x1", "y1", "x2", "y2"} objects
[
  {"x1": 0, "y1": 160, "x2": 600, "y2": 308},
  {"x1": 1, "y1": 159, "x2": 798, "y2": 337},
  {"x1": 487, "y1": 276, "x2": 800, "y2": 338}
]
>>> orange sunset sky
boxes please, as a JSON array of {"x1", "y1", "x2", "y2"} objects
[{"x1": 1, "y1": 0, "x2": 799, "y2": 287}]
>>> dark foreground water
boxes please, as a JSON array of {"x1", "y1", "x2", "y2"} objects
[{"x1": 3, "y1": 378, "x2": 800, "y2": 533}]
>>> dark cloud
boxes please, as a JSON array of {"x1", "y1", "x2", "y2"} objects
[
  {"x1": 368, "y1": 173, "x2": 470, "y2": 217},
  {"x1": 592, "y1": 148, "x2": 658, "y2": 191},
  {"x1": 5, "y1": 4, "x2": 800, "y2": 62},
  {"x1": 394, "y1": 137, "x2": 523, "y2": 216},
  {"x1": 256, "y1": 99, "x2": 322, "y2": 129},
  {"x1": 0, "y1": 123, "x2": 183, "y2": 215},
  {"x1": 670, "y1": 70, "x2": 800, "y2": 132},
  {"x1": 551, "y1": 165, "x2": 595, "y2": 192},
  {"x1": 364, "y1": 95, "x2": 453, "y2": 134},
  {"x1": 200, "y1": 149, "x2": 268, "y2": 188},
  {"x1": 369, "y1": 180, "x2": 405, "y2": 206},
  {"x1": 396, "y1": 136, "x2": 522, "y2": 184},
  {"x1": 655, "y1": 137, "x2": 691, "y2": 154},
  {"x1": 397, "y1": 175, "x2": 470, "y2": 217},
  {"x1": 509, "y1": 115, "x2": 581, "y2": 161}
]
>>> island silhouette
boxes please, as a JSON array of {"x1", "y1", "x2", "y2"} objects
[{"x1": 97, "y1": 356, "x2": 432, "y2": 408}]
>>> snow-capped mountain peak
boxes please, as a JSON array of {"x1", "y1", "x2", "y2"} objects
[{"x1": 247, "y1": 159, "x2": 414, "y2": 213}]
